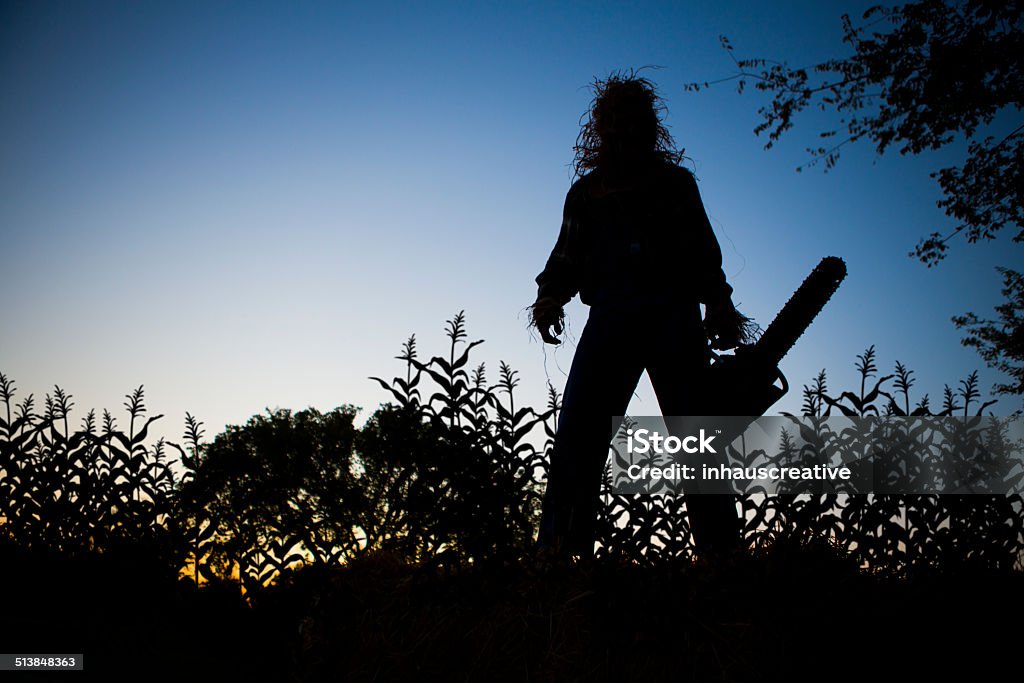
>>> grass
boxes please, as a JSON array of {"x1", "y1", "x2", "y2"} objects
[{"x1": 4, "y1": 535, "x2": 1019, "y2": 682}]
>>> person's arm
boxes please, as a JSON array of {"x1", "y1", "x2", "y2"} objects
[
  {"x1": 536, "y1": 190, "x2": 581, "y2": 306},
  {"x1": 532, "y1": 190, "x2": 581, "y2": 344},
  {"x1": 681, "y1": 171, "x2": 745, "y2": 350},
  {"x1": 681, "y1": 171, "x2": 733, "y2": 308}
]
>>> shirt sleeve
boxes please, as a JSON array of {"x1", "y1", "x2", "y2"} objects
[
  {"x1": 681, "y1": 171, "x2": 734, "y2": 308},
  {"x1": 535, "y1": 189, "x2": 581, "y2": 306}
]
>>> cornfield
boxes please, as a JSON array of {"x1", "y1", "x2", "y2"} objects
[{"x1": 2, "y1": 315, "x2": 1022, "y2": 680}]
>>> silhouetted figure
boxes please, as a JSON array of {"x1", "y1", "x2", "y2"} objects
[{"x1": 532, "y1": 73, "x2": 745, "y2": 558}]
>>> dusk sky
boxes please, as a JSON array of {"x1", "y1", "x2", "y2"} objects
[{"x1": 2, "y1": 0, "x2": 1017, "y2": 450}]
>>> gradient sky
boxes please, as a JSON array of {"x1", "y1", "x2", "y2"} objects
[{"x1": 1, "y1": 0, "x2": 1018, "y2": 450}]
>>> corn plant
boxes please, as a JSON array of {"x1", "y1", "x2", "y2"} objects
[
  {"x1": 0, "y1": 374, "x2": 182, "y2": 569},
  {"x1": 5, "y1": 328, "x2": 1021, "y2": 586},
  {"x1": 746, "y1": 348, "x2": 1024, "y2": 574},
  {"x1": 368, "y1": 311, "x2": 555, "y2": 563}
]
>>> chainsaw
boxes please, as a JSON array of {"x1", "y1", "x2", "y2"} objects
[{"x1": 706, "y1": 256, "x2": 847, "y2": 416}]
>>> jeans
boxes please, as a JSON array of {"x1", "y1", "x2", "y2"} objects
[{"x1": 537, "y1": 301, "x2": 741, "y2": 556}]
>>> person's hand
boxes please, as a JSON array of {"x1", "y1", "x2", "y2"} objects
[
  {"x1": 531, "y1": 297, "x2": 564, "y2": 345},
  {"x1": 705, "y1": 301, "x2": 744, "y2": 351}
]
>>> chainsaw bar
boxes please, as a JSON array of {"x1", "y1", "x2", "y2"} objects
[
  {"x1": 752, "y1": 256, "x2": 847, "y2": 368},
  {"x1": 705, "y1": 256, "x2": 847, "y2": 416}
]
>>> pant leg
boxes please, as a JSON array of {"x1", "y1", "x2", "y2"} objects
[
  {"x1": 537, "y1": 307, "x2": 644, "y2": 556},
  {"x1": 645, "y1": 307, "x2": 741, "y2": 556}
]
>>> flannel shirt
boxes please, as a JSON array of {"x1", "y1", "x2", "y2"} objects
[{"x1": 535, "y1": 161, "x2": 734, "y2": 310}]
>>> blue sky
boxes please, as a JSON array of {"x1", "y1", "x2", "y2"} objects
[{"x1": 1, "y1": 0, "x2": 1018, "y2": 447}]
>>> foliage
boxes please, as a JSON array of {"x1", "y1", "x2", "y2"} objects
[
  {"x1": 367, "y1": 311, "x2": 553, "y2": 562},
  {"x1": 0, "y1": 375, "x2": 182, "y2": 572},
  {"x1": 174, "y1": 405, "x2": 364, "y2": 592},
  {"x1": 742, "y1": 344, "x2": 1024, "y2": 574},
  {"x1": 953, "y1": 267, "x2": 1024, "y2": 398},
  {"x1": 684, "y1": 1, "x2": 1023, "y2": 394},
  {"x1": 174, "y1": 312, "x2": 554, "y2": 591},
  {"x1": 2, "y1": 318, "x2": 1023, "y2": 589},
  {"x1": 685, "y1": 1, "x2": 1022, "y2": 265},
  {"x1": 589, "y1": 344, "x2": 1024, "y2": 572}
]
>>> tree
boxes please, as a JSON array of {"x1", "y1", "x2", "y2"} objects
[
  {"x1": 176, "y1": 406, "x2": 366, "y2": 588},
  {"x1": 952, "y1": 267, "x2": 1024, "y2": 397},
  {"x1": 686, "y1": 1, "x2": 1023, "y2": 394},
  {"x1": 177, "y1": 399, "x2": 536, "y2": 588}
]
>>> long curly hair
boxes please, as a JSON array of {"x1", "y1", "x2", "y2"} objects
[{"x1": 573, "y1": 70, "x2": 684, "y2": 178}]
